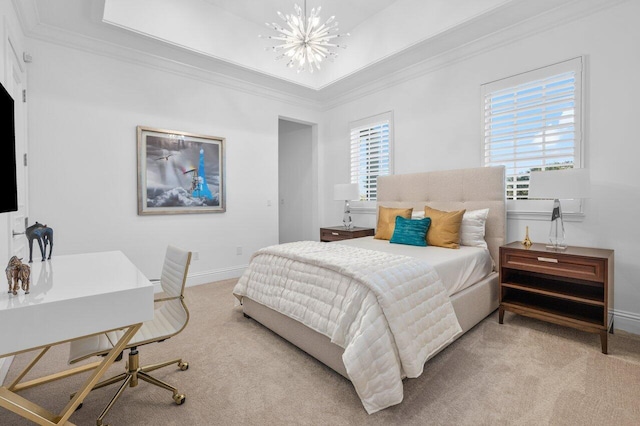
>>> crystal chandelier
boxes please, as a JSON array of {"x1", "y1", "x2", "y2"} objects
[{"x1": 260, "y1": 1, "x2": 349, "y2": 73}]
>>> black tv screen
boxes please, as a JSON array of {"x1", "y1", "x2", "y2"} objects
[{"x1": 0, "y1": 81, "x2": 17, "y2": 213}]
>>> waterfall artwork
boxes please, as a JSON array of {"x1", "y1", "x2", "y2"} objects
[{"x1": 137, "y1": 126, "x2": 226, "y2": 215}]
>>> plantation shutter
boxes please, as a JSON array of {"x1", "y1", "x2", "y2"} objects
[
  {"x1": 482, "y1": 57, "x2": 582, "y2": 200},
  {"x1": 350, "y1": 112, "x2": 393, "y2": 201}
]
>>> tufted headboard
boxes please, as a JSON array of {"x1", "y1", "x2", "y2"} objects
[{"x1": 377, "y1": 166, "x2": 506, "y2": 269}]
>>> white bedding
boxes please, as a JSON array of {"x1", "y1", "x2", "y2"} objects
[
  {"x1": 233, "y1": 241, "x2": 462, "y2": 414},
  {"x1": 334, "y1": 236, "x2": 493, "y2": 296}
]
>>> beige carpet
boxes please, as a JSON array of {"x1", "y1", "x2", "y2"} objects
[{"x1": 2, "y1": 278, "x2": 640, "y2": 425}]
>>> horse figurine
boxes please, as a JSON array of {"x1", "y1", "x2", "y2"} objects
[
  {"x1": 5, "y1": 256, "x2": 31, "y2": 295},
  {"x1": 25, "y1": 222, "x2": 54, "y2": 263}
]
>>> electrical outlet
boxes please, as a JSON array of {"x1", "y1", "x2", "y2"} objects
[
  {"x1": 236, "y1": 246, "x2": 243, "y2": 256},
  {"x1": 192, "y1": 251, "x2": 199, "y2": 261}
]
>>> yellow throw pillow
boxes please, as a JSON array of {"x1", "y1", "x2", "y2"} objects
[
  {"x1": 374, "y1": 207, "x2": 413, "y2": 240},
  {"x1": 424, "y1": 206, "x2": 466, "y2": 249}
]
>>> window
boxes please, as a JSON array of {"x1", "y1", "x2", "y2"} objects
[
  {"x1": 350, "y1": 112, "x2": 393, "y2": 202},
  {"x1": 481, "y1": 57, "x2": 583, "y2": 210}
]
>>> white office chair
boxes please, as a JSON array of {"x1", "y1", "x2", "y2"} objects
[{"x1": 69, "y1": 245, "x2": 192, "y2": 426}]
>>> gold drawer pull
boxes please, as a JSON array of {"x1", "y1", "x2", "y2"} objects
[
  {"x1": 331, "y1": 232, "x2": 339, "y2": 236},
  {"x1": 537, "y1": 257, "x2": 559, "y2": 263}
]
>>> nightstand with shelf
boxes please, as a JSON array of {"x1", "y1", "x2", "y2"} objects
[
  {"x1": 499, "y1": 242, "x2": 614, "y2": 353},
  {"x1": 320, "y1": 226, "x2": 374, "y2": 242}
]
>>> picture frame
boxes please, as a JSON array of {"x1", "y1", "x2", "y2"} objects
[{"x1": 137, "y1": 126, "x2": 226, "y2": 215}]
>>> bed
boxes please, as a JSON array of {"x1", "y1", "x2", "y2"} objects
[{"x1": 234, "y1": 166, "x2": 506, "y2": 413}]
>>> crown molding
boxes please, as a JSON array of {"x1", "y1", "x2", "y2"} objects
[
  {"x1": 317, "y1": 0, "x2": 630, "y2": 110},
  {"x1": 12, "y1": 0, "x2": 630, "y2": 112},
  {"x1": 29, "y1": 23, "x2": 324, "y2": 110},
  {"x1": 13, "y1": 0, "x2": 324, "y2": 110},
  {"x1": 11, "y1": 0, "x2": 39, "y2": 33}
]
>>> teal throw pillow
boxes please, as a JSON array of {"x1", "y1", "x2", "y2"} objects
[{"x1": 390, "y1": 216, "x2": 431, "y2": 247}]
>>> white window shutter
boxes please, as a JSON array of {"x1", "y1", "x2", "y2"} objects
[
  {"x1": 482, "y1": 57, "x2": 583, "y2": 201},
  {"x1": 350, "y1": 112, "x2": 393, "y2": 201}
]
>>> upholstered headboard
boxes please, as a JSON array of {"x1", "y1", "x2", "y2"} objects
[{"x1": 377, "y1": 166, "x2": 506, "y2": 268}]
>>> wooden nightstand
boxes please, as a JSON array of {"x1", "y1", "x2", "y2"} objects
[
  {"x1": 320, "y1": 226, "x2": 374, "y2": 242},
  {"x1": 499, "y1": 241, "x2": 614, "y2": 353}
]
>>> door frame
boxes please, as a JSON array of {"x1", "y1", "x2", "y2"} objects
[
  {"x1": 4, "y1": 18, "x2": 28, "y2": 258},
  {"x1": 277, "y1": 116, "x2": 318, "y2": 243},
  {"x1": 1, "y1": 16, "x2": 28, "y2": 385}
]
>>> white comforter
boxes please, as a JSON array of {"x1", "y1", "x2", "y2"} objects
[{"x1": 233, "y1": 241, "x2": 462, "y2": 414}]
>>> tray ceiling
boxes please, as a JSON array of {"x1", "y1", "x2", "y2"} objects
[{"x1": 15, "y1": 0, "x2": 607, "y2": 103}]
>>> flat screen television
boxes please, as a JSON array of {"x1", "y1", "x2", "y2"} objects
[{"x1": 0, "y1": 80, "x2": 17, "y2": 213}]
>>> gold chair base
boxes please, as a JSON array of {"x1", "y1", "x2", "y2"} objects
[{"x1": 73, "y1": 348, "x2": 188, "y2": 426}]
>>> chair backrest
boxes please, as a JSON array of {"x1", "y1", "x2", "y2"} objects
[
  {"x1": 161, "y1": 245, "x2": 192, "y2": 297},
  {"x1": 67, "y1": 246, "x2": 193, "y2": 363}
]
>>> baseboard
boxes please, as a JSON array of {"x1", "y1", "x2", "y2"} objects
[
  {"x1": 612, "y1": 309, "x2": 640, "y2": 336},
  {"x1": 153, "y1": 265, "x2": 247, "y2": 293},
  {"x1": 0, "y1": 355, "x2": 14, "y2": 385}
]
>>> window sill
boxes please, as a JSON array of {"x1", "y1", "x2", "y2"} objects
[
  {"x1": 352, "y1": 205, "x2": 586, "y2": 222},
  {"x1": 507, "y1": 211, "x2": 585, "y2": 222},
  {"x1": 351, "y1": 207, "x2": 376, "y2": 215}
]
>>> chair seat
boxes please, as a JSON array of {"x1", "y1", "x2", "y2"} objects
[{"x1": 69, "y1": 300, "x2": 187, "y2": 364}]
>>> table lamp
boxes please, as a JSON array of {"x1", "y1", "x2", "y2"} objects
[
  {"x1": 528, "y1": 168, "x2": 590, "y2": 250},
  {"x1": 334, "y1": 183, "x2": 359, "y2": 229}
]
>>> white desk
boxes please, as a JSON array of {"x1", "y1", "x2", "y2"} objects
[{"x1": 0, "y1": 251, "x2": 154, "y2": 425}]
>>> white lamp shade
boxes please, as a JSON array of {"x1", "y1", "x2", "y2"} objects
[
  {"x1": 528, "y1": 168, "x2": 591, "y2": 199},
  {"x1": 334, "y1": 183, "x2": 359, "y2": 201}
]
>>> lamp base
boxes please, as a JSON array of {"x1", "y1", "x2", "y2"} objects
[
  {"x1": 342, "y1": 200, "x2": 352, "y2": 230},
  {"x1": 547, "y1": 198, "x2": 566, "y2": 251},
  {"x1": 545, "y1": 243, "x2": 568, "y2": 251}
]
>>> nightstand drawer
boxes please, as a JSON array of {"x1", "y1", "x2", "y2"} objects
[
  {"x1": 321, "y1": 229, "x2": 349, "y2": 241},
  {"x1": 320, "y1": 227, "x2": 374, "y2": 242},
  {"x1": 501, "y1": 250, "x2": 605, "y2": 282}
]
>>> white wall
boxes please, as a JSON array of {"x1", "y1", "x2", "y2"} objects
[
  {"x1": 25, "y1": 38, "x2": 320, "y2": 282},
  {"x1": 278, "y1": 120, "x2": 314, "y2": 243},
  {"x1": 320, "y1": 1, "x2": 640, "y2": 332}
]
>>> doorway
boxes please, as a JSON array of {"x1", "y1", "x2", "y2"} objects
[{"x1": 278, "y1": 119, "x2": 314, "y2": 243}]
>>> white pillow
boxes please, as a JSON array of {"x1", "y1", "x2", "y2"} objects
[
  {"x1": 411, "y1": 211, "x2": 425, "y2": 219},
  {"x1": 460, "y1": 208, "x2": 489, "y2": 249}
]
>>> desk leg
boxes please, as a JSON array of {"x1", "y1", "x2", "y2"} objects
[
  {"x1": 57, "y1": 323, "x2": 142, "y2": 425},
  {"x1": 0, "y1": 323, "x2": 142, "y2": 426},
  {"x1": 8, "y1": 347, "x2": 51, "y2": 391}
]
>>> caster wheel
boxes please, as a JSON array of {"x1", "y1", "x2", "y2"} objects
[
  {"x1": 178, "y1": 362, "x2": 189, "y2": 371},
  {"x1": 174, "y1": 394, "x2": 186, "y2": 405}
]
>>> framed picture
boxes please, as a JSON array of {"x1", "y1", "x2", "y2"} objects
[{"x1": 137, "y1": 126, "x2": 225, "y2": 215}]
